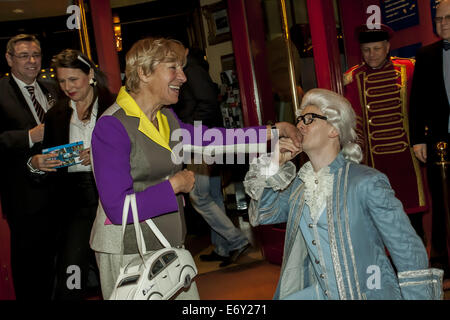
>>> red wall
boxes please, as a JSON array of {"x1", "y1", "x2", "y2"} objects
[
  {"x1": 308, "y1": 0, "x2": 344, "y2": 93},
  {"x1": 227, "y1": 0, "x2": 262, "y2": 126},
  {"x1": 340, "y1": 0, "x2": 380, "y2": 68},
  {"x1": 340, "y1": 0, "x2": 440, "y2": 69},
  {"x1": 0, "y1": 202, "x2": 15, "y2": 300},
  {"x1": 389, "y1": 0, "x2": 440, "y2": 50},
  {"x1": 89, "y1": 0, "x2": 122, "y2": 94}
]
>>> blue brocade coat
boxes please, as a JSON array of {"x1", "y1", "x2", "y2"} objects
[{"x1": 245, "y1": 153, "x2": 443, "y2": 300}]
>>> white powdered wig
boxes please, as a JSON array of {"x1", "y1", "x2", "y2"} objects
[{"x1": 298, "y1": 88, "x2": 363, "y2": 163}]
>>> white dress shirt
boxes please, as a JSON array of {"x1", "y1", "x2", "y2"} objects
[
  {"x1": 443, "y1": 45, "x2": 450, "y2": 133},
  {"x1": 11, "y1": 74, "x2": 51, "y2": 147},
  {"x1": 68, "y1": 98, "x2": 98, "y2": 173}
]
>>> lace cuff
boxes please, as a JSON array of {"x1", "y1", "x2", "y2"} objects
[
  {"x1": 244, "y1": 153, "x2": 297, "y2": 200},
  {"x1": 398, "y1": 268, "x2": 444, "y2": 300}
]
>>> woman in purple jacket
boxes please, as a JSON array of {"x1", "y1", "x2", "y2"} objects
[{"x1": 89, "y1": 37, "x2": 301, "y2": 299}]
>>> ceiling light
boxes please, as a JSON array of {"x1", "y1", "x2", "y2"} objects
[{"x1": 13, "y1": 9, "x2": 24, "y2": 14}]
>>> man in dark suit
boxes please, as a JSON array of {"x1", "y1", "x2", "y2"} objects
[
  {"x1": 409, "y1": 0, "x2": 450, "y2": 289},
  {"x1": 0, "y1": 34, "x2": 59, "y2": 299}
]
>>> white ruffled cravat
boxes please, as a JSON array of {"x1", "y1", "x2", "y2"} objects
[{"x1": 298, "y1": 162, "x2": 334, "y2": 221}]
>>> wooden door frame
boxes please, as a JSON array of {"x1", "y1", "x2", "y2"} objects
[{"x1": 227, "y1": 0, "x2": 343, "y2": 127}]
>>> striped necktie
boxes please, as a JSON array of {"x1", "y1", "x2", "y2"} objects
[{"x1": 25, "y1": 85, "x2": 45, "y2": 123}]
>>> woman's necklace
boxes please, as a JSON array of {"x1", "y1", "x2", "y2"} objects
[{"x1": 77, "y1": 105, "x2": 89, "y2": 122}]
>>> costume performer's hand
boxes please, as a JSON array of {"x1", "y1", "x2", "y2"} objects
[
  {"x1": 277, "y1": 137, "x2": 303, "y2": 165},
  {"x1": 268, "y1": 122, "x2": 302, "y2": 149}
]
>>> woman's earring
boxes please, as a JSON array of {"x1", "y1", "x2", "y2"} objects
[{"x1": 89, "y1": 78, "x2": 97, "y2": 86}]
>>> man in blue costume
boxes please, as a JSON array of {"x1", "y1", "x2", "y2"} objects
[{"x1": 244, "y1": 88, "x2": 443, "y2": 299}]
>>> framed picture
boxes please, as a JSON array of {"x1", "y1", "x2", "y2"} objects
[
  {"x1": 202, "y1": 1, "x2": 231, "y2": 45},
  {"x1": 221, "y1": 53, "x2": 235, "y2": 71}
]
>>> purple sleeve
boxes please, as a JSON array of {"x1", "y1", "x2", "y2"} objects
[
  {"x1": 91, "y1": 116, "x2": 179, "y2": 225},
  {"x1": 168, "y1": 108, "x2": 268, "y2": 146}
]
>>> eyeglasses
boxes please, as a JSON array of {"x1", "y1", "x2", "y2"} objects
[
  {"x1": 9, "y1": 53, "x2": 42, "y2": 60},
  {"x1": 435, "y1": 15, "x2": 450, "y2": 24},
  {"x1": 296, "y1": 113, "x2": 328, "y2": 125}
]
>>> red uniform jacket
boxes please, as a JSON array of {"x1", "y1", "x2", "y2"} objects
[{"x1": 344, "y1": 57, "x2": 427, "y2": 214}]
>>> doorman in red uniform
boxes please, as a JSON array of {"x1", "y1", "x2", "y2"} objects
[{"x1": 344, "y1": 25, "x2": 427, "y2": 237}]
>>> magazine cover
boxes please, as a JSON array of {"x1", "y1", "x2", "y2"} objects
[{"x1": 42, "y1": 141, "x2": 84, "y2": 168}]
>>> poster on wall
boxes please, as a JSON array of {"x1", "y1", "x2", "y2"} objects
[{"x1": 381, "y1": 0, "x2": 420, "y2": 31}]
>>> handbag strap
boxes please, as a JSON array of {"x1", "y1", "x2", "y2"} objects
[
  {"x1": 144, "y1": 218, "x2": 171, "y2": 248},
  {"x1": 119, "y1": 193, "x2": 173, "y2": 269},
  {"x1": 128, "y1": 193, "x2": 172, "y2": 248},
  {"x1": 130, "y1": 193, "x2": 171, "y2": 248},
  {"x1": 119, "y1": 194, "x2": 146, "y2": 269},
  {"x1": 129, "y1": 193, "x2": 147, "y2": 254}
]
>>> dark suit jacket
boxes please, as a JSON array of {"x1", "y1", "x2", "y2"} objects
[
  {"x1": 409, "y1": 40, "x2": 450, "y2": 147},
  {"x1": 173, "y1": 54, "x2": 223, "y2": 128},
  {"x1": 0, "y1": 76, "x2": 59, "y2": 220}
]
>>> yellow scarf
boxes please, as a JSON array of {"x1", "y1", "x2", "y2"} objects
[{"x1": 116, "y1": 86, "x2": 172, "y2": 152}]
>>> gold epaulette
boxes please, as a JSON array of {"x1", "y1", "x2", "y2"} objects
[
  {"x1": 343, "y1": 65, "x2": 360, "y2": 86},
  {"x1": 391, "y1": 56, "x2": 416, "y2": 66}
]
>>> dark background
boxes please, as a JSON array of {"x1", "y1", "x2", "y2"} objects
[{"x1": 0, "y1": 0, "x2": 204, "y2": 76}]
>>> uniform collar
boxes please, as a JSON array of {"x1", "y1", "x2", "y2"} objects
[{"x1": 116, "y1": 86, "x2": 171, "y2": 152}]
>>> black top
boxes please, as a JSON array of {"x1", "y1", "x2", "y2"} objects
[
  {"x1": 409, "y1": 40, "x2": 450, "y2": 147},
  {"x1": 173, "y1": 52, "x2": 223, "y2": 128}
]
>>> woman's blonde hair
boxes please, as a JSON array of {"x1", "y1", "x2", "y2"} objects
[
  {"x1": 125, "y1": 37, "x2": 186, "y2": 93},
  {"x1": 298, "y1": 88, "x2": 363, "y2": 163}
]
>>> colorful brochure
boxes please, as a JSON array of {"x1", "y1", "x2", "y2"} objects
[{"x1": 42, "y1": 141, "x2": 84, "y2": 168}]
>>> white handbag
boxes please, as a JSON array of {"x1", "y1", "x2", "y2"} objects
[{"x1": 109, "y1": 193, "x2": 198, "y2": 300}]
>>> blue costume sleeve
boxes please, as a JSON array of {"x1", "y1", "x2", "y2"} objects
[
  {"x1": 364, "y1": 173, "x2": 443, "y2": 299},
  {"x1": 244, "y1": 158, "x2": 298, "y2": 226}
]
